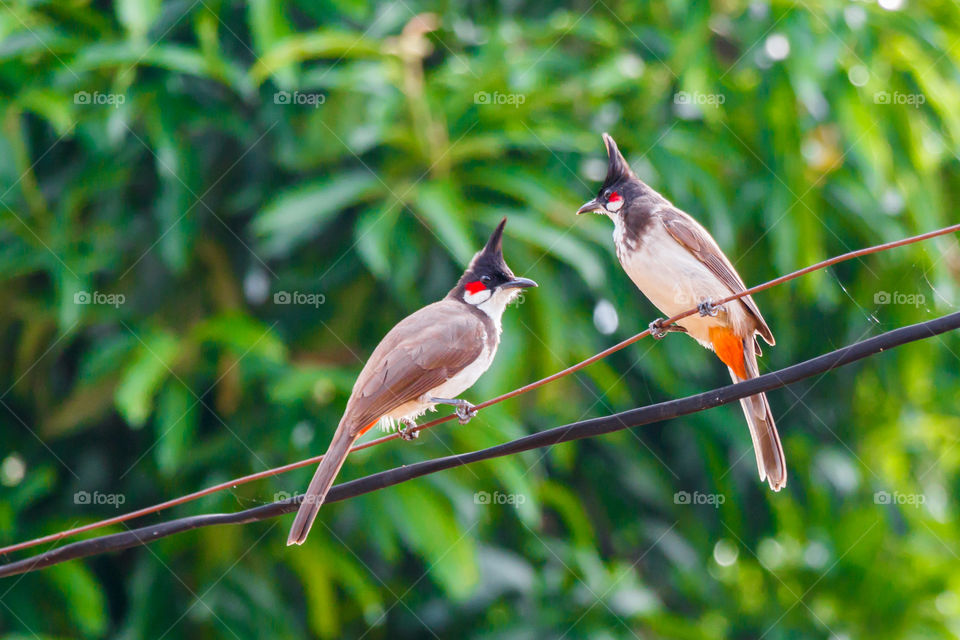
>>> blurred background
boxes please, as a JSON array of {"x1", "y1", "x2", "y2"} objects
[{"x1": 2, "y1": 0, "x2": 960, "y2": 637}]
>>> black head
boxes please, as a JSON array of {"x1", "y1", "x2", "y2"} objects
[
  {"x1": 576, "y1": 133, "x2": 660, "y2": 218},
  {"x1": 450, "y1": 218, "x2": 537, "y2": 307}
]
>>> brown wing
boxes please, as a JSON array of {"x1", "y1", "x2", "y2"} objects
[
  {"x1": 341, "y1": 300, "x2": 488, "y2": 433},
  {"x1": 659, "y1": 207, "x2": 774, "y2": 345}
]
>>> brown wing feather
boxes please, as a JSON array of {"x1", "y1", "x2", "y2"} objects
[
  {"x1": 341, "y1": 300, "x2": 488, "y2": 433},
  {"x1": 659, "y1": 208, "x2": 774, "y2": 345}
]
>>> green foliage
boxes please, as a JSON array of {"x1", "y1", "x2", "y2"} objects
[{"x1": 2, "y1": 0, "x2": 960, "y2": 638}]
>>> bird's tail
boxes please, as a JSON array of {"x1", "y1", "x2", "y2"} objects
[
  {"x1": 287, "y1": 421, "x2": 371, "y2": 546},
  {"x1": 710, "y1": 327, "x2": 787, "y2": 491}
]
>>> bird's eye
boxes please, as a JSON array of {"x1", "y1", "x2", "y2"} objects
[{"x1": 481, "y1": 275, "x2": 491, "y2": 283}]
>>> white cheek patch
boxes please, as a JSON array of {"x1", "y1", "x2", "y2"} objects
[
  {"x1": 464, "y1": 288, "x2": 492, "y2": 305},
  {"x1": 606, "y1": 197, "x2": 623, "y2": 213}
]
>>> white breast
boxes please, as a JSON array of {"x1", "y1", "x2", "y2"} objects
[
  {"x1": 378, "y1": 289, "x2": 515, "y2": 431},
  {"x1": 616, "y1": 219, "x2": 751, "y2": 345},
  {"x1": 427, "y1": 342, "x2": 495, "y2": 400}
]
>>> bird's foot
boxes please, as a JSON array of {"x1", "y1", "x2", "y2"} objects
[
  {"x1": 698, "y1": 299, "x2": 723, "y2": 317},
  {"x1": 398, "y1": 418, "x2": 419, "y2": 441},
  {"x1": 428, "y1": 396, "x2": 478, "y2": 424},
  {"x1": 648, "y1": 318, "x2": 685, "y2": 340},
  {"x1": 455, "y1": 401, "x2": 478, "y2": 425}
]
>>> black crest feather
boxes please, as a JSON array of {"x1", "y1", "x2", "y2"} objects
[
  {"x1": 481, "y1": 217, "x2": 507, "y2": 257},
  {"x1": 601, "y1": 133, "x2": 635, "y2": 190},
  {"x1": 449, "y1": 218, "x2": 514, "y2": 297}
]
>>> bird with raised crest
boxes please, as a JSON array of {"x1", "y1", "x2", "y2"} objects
[
  {"x1": 287, "y1": 218, "x2": 537, "y2": 545},
  {"x1": 577, "y1": 133, "x2": 786, "y2": 491}
]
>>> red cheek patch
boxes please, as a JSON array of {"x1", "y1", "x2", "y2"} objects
[
  {"x1": 465, "y1": 280, "x2": 486, "y2": 294},
  {"x1": 608, "y1": 191, "x2": 622, "y2": 203}
]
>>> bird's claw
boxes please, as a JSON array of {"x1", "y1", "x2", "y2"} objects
[
  {"x1": 649, "y1": 318, "x2": 685, "y2": 339},
  {"x1": 399, "y1": 419, "x2": 419, "y2": 441},
  {"x1": 649, "y1": 318, "x2": 668, "y2": 339},
  {"x1": 455, "y1": 401, "x2": 478, "y2": 425},
  {"x1": 427, "y1": 396, "x2": 479, "y2": 424},
  {"x1": 698, "y1": 299, "x2": 722, "y2": 317}
]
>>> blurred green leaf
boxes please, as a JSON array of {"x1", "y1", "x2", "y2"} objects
[
  {"x1": 46, "y1": 563, "x2": 107, "y2": 636},
  {"x1": 114, "y1": 330, "x2": 181, "y2": 428},
  {"x1": 251, "y1": 171, "x2": 383, "y2": 256},
  {"x1": 249, "y1": 31, "x2": 382, "y2": 84},
  {"x1": 413, "y1": 181, "x2": 477, "y2": 264},
  {"x1": 154, "y1": 382, "x2": 198, "y2": 474},
  {"x1": 192, "y1": 312, "x2": 286, "y2": 363},
  {"x1": 116, "y1": 0, "x2": 161, "y2": 40},
  {"x1": 390, "y1": 482, "x2": 479, "y2": 599}
]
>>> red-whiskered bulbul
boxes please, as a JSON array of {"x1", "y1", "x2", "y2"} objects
[
  {"x1": 288, "y1": 218, "x2": 537, "y2": 545},
  {"x1": 577, "y1": 133, "x2": 786, "y2": 491}
]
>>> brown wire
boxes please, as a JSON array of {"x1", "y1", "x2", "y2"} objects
[{"x1": 2, "y1": 221, "x2": 957, "y2": 558}]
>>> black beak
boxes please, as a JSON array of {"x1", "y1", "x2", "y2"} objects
[
  {"x1": 576, "y1": 198, "x2": 603, "y2": 215},
  {"x1": 502, "y1": 277, "x2": 538, "y2": 290}
]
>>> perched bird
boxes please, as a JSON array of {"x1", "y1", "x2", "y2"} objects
[
  {"x1": 577, "y1": 133, "x2": 786, "y2": 491},
  {"x1": 288, "y1": 218, "x2": 537, "y2": 545}
]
